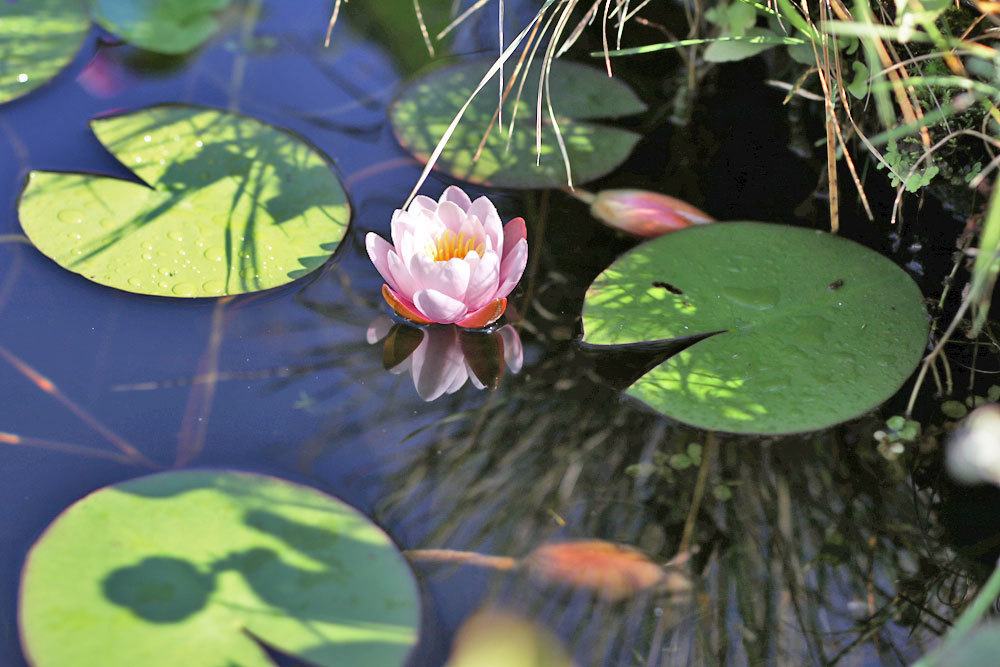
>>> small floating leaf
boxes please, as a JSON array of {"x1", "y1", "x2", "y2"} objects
[
  {"x1": 390, "y1": 59, "x2": 646, "y2": 189},
  {"x1": 523, "y1": 540, "x2": 679, "y2": 602},
  {"x1": 19, "y1": 105, "x2": 350, "y2": 297},
  {"x1": 91, "y1": 0, "x2": 233, "y2": 55},
  {"x1": 581, "y1": 222, "x2": 928, "y2": 434},
  {"x1": 0, "y1": 0, "x2": 90, "y2": 105},
  {"x1": 19, "y1": 470, "x2": 420, "y2": 667}
]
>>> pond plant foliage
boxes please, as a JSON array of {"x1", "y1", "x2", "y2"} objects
[
  {"x1": 582, "y1": 222, "x2": 929, "y2": 434},
  {"x1": 0, "y1": 0, "x2": 233, "y2": 106},
  {"x1": 0, "y1": 0, "x2": 90, "y2": 105},
  {"x1": 19, "y1": 105, "x2": 350, "y2": 297},
  {"x1": 19, "y1": 470, "x2": 420, "y2": 667},
  {"x1": 391, "y1": 58, "x2": 646, "y2": 189}
]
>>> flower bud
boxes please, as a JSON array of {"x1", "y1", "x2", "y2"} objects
[{"x1": 589, "y1": 189, "x2": 713, "y2": 237}]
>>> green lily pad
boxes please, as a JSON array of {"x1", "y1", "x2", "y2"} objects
[
  {"x1": 91, "y1": 0, "x2": 233, "y2": 55},
  {"x1": 581, "y1": 222, "x2": 928, "y2": 434},
  {"x1": 19, "y1": 105, "x2": 350, "y2": 297},
  {"x1": 19, "y1": 470, "x2": 420, "y2": 667},
  {"x1": 0, "y1": 0, "x2": 90, "y2": 105},
  {"x1": 390, "y1": 58, "x2": 646, "y2": 189}
]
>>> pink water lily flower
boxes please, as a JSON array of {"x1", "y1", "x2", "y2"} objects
[{"x1": 366, "y1": 186, "x2": 528, "y2": 328}]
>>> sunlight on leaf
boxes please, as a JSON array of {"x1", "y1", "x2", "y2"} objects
[
  {"x1": 19, "y1": 470, "x2": 420, "y2": 667},
  {"x1": 91, "y1": 0, "x2": 233, "y2": 55},
  {"x1": 391, "y1": 58, "x2": 646, "y2": 189},
  {"x1": 581, "y1": 223, "x2": 928, "y2": 434},
  {"x1": 18, "y1": 105, "x2": 350, "y2": 297},
  {"x1": 0, "y1": 0, "x2": 90, "y2": 105}
]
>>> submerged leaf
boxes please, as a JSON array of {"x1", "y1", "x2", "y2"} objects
[
  {"x1": 19, "y1": 105, "x2": 350, "y2": 297},
  {"x1": 19, "y1": 470, "x2": 420, "y2": 667},
  {"x1": 581, "y1": 222, "x2": 928, "y2": 434},
  {"x1": 391, "y1": 58, "x2": 646, "y2": 189},
  {"x1": 91, "y1": 0, "x2": 233, "y2": 55},
  {"x1": 0, "y1": 0, "x2": 90, "y2": 105}
]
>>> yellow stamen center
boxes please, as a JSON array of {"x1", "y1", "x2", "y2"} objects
[{"x1": 428, "y1": 230, "x2": 484, "y2": 262}]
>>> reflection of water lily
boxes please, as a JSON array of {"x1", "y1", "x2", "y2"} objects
[
  {"x1": 366, "y1": 186, "x2": 527, "y2": 328},
  {"x1": 367, "y1": 317, "x2": 523, "y2": 401},
  {"x1": 583, "y1": 188, "x2": 713, "y2": 237}
]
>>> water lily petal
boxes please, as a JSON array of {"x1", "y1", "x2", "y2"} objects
[
  {"x1": 468, "y1": 197, "x2": 503, "y2": 251},
  {"x1": 456, "y1": 298, "x2": 507, "y2": 329},
  {"x1": 439, "y1": 185, "x2": 473, "y2": 211},
  {"x1": 433, "y1": 200, "x2": 470, "y2": 235},
  {"x1": 413, "y1": 289, "x2": 469, "y2": 323},
  {"x1": 464, "y1": 250, "x2": 500, "y2": 310},
  {"x1": 497, "y1": 238, "x2": 527, "y2": 299},
  {"x1": 409, "y1": 194, "x2": 438, "y2": 215},
  {"x1": 409, "y1": 253, "x2": 472, "y2": 301},
  {"x1": 387, "y1": 249, "x2": 420, "y2": 298},
  {"x1": 382, "y1": 284, "x2": 432, "y2": 325},
  {"x1": 502, "y1": 216, "x2": 527, "y2": 258},
  {"x1": 366, "y1": 233, "x2": 400, "y2": 293}
]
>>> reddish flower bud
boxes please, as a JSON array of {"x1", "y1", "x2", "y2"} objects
[{"x1": 588, "y1": 189, "x2": 713, "y2": 237}]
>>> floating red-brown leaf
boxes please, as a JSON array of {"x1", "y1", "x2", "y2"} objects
[{"x1": 522, "y1": 540, "x2": 673, "y2": 602}]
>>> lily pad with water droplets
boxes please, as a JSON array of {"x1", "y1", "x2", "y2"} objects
[
  {"x1": 581, "y1": 222, "x2": 928, "y2": 434},
  {"x1": 19, "y1": 470, "x2": 420, "y2": 667},
  {"x1": 91, "y1": 0, "x2": 233, "y2": 55},
  {"x1": 0, "y1": 0, "x2": 90, "y2": 105},
  {"x1": 18, "y1": 105, "x2": 350, "y2": 297},
  {"x1": 390, "y1": 58, "x2": 646, "y2": 189}
]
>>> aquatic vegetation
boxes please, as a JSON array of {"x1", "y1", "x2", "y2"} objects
[
  {"x1": 522, "y1": 540, "x2": 686, "y2": 603},
  {"x1": 1, "y1": 0, "x2": 995, "y2": 664},
  {"x1": 368, "y1": 317, "x2": 523, "y2": 401},
  {"x1": 18, "y1": 105, "x2": 350, "y2": 297},
  {"x1": 366, "y1": 186, "x2": 526, "y2": 327},
  {"x1": 19, "y1": 470, "x2": 420, "y2": 667},
  {"x1": 0, "y1": 0, "x2": 90, "y2": 105},
  {"x1": 91, "y1": 0, "x2": 234, "y2": 55},
  {"x1": 582, "y1": 222, "x2": 929, "y2": 434},
  {"x1": 445, "y1": 608, "x2": 574, "y2": 667},
  {"x1": 391, "y1": 59, "x2": 645, "y2": 189},
  {"x1": 0, "y1": 0, "x2": 237, "y2": 107},
  {"x1": 575, "y1": 188, "x2": 714, "y2": 238}
]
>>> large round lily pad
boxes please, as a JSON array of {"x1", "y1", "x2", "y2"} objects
[
  {"x1": 390, "y1": 58, "x2": 646, "y2": 189},
  {"x1": 91, "y1": 0, "x2": 233, "y2": 55},
  {"x1": 19, "y1": 470, "x2": 420, "y2": 667},
  {"x1": 581, "y1": 222, "x2": 928, "y2": 434},
  {"x1": 0, "y1": 0, "x2": 90, "y2": 105},
  {"x1": 19, "y1": 105, "x2": 350, "y2": 297}
]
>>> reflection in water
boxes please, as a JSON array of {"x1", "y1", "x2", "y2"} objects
[{"x1": 366, "y1": 317, "x2": 522, "y2": 401}]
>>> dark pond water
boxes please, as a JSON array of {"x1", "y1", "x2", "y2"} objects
[{"x1": 1, "y1": 1, "x2": 997, "y2": 665}]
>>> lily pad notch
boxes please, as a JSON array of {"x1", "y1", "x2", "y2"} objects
[
  {"x1": 18, "y1": 104, "x2": 351, "y2": 297},
  {"x1": 580, "y1": 222, "x2": 929, "y2": 434},
  {"x1": 19, "y1": 469, "x2": 421, "y2": 667}
]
